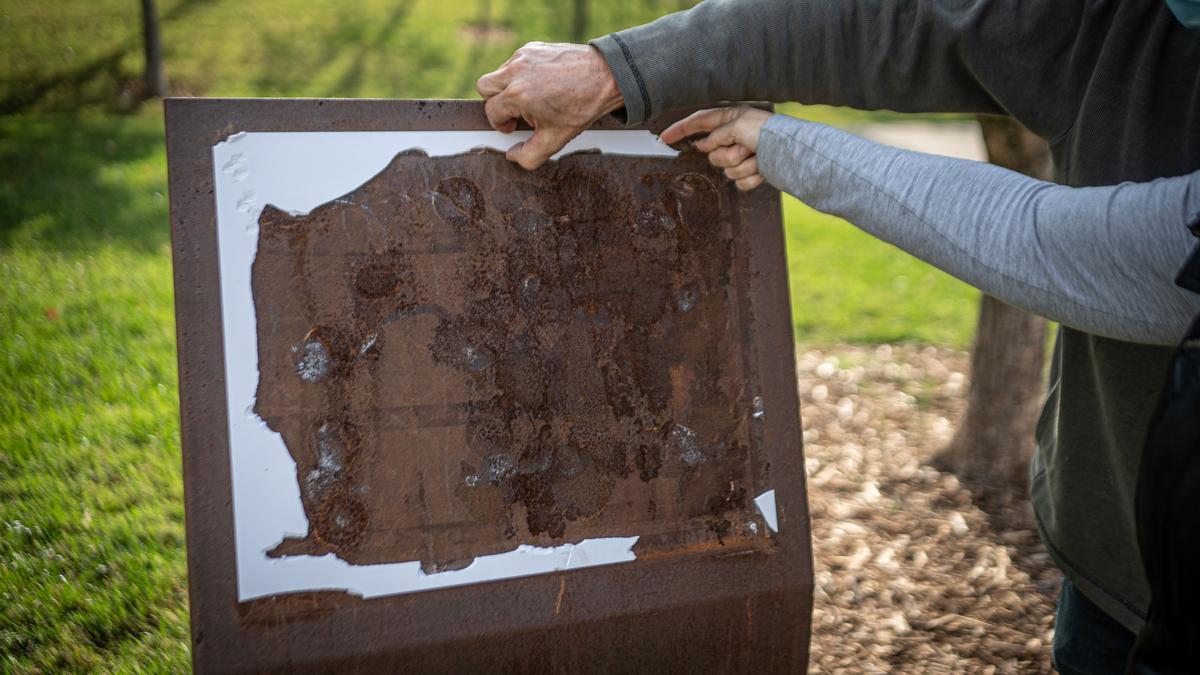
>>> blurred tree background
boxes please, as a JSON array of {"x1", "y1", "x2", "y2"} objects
[{"x1": 0, "y1": 0, "x2": 978, "y2": 671}]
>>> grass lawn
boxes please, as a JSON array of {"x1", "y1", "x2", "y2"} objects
[
  {"x1": 785, "y1": 196, "x2": 978, "y2": 346},
  {"x1": 1, "y1": 0, "x2": 978, "y2": 671},
  {"x1": 0, "y1": 113, "x2": 187, "y2": 672}
]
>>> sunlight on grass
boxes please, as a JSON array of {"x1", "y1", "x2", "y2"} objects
[
  {"x1": 0, "y1": 246, "x2": 187, "y2": 672},
  {"x1": 784, "y1": 196, "x2": 979, "y2": 349}
]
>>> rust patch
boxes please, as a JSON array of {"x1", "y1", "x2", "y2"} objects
[
  {"x1": 251, "y1": 149, "x2": 768, "y2": 569},
  {"x1": 237, "y1": 590, "x2": 361, "y2": 628}
]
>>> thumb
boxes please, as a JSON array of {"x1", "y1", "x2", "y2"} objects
[{"x1": 506, "y1": 128, "x2": 573, "y2": 170}]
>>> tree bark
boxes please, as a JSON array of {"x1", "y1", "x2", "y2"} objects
[
  {"x1": 936, "y1": 116, "x2": 1052, "y2": 490},
  {"x1": 570, "y1": 0, "x2": 588, "y2": 43},
  {"x1": 141, "y1": 0, "x2": 167, "y2": 98}
]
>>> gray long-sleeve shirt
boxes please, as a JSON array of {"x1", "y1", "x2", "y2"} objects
[
  {"x1": 757, "y1": 115, "x2": 1200, "y2": 345},
  {"x1": 592, "y1": 0, "x2": 1200, "y2": 632}
]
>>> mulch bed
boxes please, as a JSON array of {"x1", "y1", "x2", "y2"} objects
[{"x1": 799, "y1": 345, "x2": 1060, "y2": 673}]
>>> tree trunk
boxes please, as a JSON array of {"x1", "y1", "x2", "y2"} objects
[
  {"x1": 936, "y1": 116, "x2": 1052, "y2": 490},
  {"x1": 141, "y1": 0, "x2": 167, "y2": 98},
  {"x1": 570, "y1": 0, "x2": 588, "y2": 43}
]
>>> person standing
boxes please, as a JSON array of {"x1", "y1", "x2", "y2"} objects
[{"x1": 476, "y1": 1, "x2": 1200, "y2": 670}]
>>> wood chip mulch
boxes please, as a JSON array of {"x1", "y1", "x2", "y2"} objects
[{"x1": 798, "y1": 345, "x2": 1061, "y2": 673}]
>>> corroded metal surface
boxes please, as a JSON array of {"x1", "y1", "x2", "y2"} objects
[
  {"x1": 166, "y1": 98, "x2": 811, "y2": 673},
  {"x1": 254, "y1": 148, "x2": 768, "y2": 570}
]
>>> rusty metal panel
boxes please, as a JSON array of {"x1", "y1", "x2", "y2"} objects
[{"x1": 166, "y1": 98, "x2": 811, "y2": 673}]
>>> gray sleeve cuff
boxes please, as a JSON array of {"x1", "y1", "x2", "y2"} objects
[
  {"x1": 589, "y1": 34, "x2": 651, "y2": 126},
  {"x1": 757, "y1": 114, "x2": 818, "y2": 193},
  {"x1": 758, "y1": 113, "x2": 806, "y2": 189}
]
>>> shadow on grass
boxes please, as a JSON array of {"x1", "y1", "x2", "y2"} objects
[
  {"x1": 0, "y1": 0, "x2": 223, "y2": 114},
  {"x1": 0, "y1": 113, "x2": 168, "y2": 253},
  {"x1": 328, "y1": 0, "x2": 415, "y2": 96},
  {"x1": 249, "y1": 0, "x2": 444, "y2": 99},
  {"x1": 0, "y1": 48, "x2": 131, "y2": 116}
]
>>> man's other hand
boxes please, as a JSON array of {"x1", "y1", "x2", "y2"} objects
[
  {"x1": 477, "y1": 42, "x2": 625, "y2": 170},
  {"x1": 662, "y1": 106, "x2": 773, "y2": 191}
]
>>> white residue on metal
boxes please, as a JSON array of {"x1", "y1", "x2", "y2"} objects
[
  {"x1": 462, "y1": 345, "x2": 492, "y2": 371},
  {"x1": 483, "y1": 452, "x2": 518, "y2": 483},
  {"x1": 294, "y1": 338, "x2": 330, "y2": 383},
  {"x1": 754, "y1": 489, "x2": 779, "y2": 533},
  {"x1": 358, "y1": 332, "x2": 379, "y2": 356},
  {"x1": 260, "y1": 537, "x2": 640, "y2": 600},
  {"x1": 303, "y1": 422, "x2": 344, "y2": 499},
  {"x1": 677, "y1": 286, "x2": 698, "y2": 313},
  {"x1": 212, "y1": 129, "x2": 672, "y2": 601},
  {"x1": 752, "y1": 395, "x2": 765, "y2": 420},
  {"x1": 671, "y1": 423, "x2": 707, "y2": 466}
]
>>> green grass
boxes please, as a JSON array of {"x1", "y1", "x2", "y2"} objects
[
  {"x1": 0, "y1": 111, "x2": 187, "y2": 673},
  {"x1": 2, "y1": 0, "x2": 710, "y2": 111},
  {"x1": 785, "y1": 197, "x2": 979, "y2": 346},
  {"x1": 1, "y1": 0, "x2": 978, "y2": 671}
]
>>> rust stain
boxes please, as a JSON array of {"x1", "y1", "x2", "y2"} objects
[
  {"x1": 168, "y1": 99, "x2": 808, "y2": 673},
  {"x1": 554, "y1": 576, "x2": 566, "y2": 616},
  {"x1": 250, "y1": 148, "x2": 770, "y2": 571}
]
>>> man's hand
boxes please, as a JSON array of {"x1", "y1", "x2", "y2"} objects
[
  {"x1": 477, "y1": 42, "x2": 625, "y2": 170},
  {"x1": 661, "y1": 106, "x2": 773, "y2": 191}
]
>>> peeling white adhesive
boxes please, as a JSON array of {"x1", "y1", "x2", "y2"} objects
[
  {"x1": 253, "y1": 537, "x2": 638, "y2": 601},
  {"x1": 754, "y1": 489, "x2": 779, "y2": 533},
  {"x1": 752, "y1": 395, "x2": 765, "y2": 420},
  {"x1": 212, "y1": 129, "x2": 675, "y2": 602}
]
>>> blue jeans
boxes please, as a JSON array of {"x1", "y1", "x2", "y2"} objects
[{"x1": 1052, "y1": 579, "x2": 1136, "y2": 674}]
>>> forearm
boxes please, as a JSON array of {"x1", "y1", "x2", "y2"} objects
[
  {"x1": 758, "y1": 115, "x2": 1200, "y2": 345},
  {"x1": 591, "y1": 0, "x2": 1087, "y2": 131}
]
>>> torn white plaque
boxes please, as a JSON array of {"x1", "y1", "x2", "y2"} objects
[
  {"x1": 212, "y1": 130, "x2": 675, "y2": 602},
  {"x1": 754, "y1": 489, "x2": 779, "y2": 533}
]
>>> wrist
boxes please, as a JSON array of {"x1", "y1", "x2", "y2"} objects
[
  {"x1": 746, "y1": 110, "x2": 774, "y2": 153},
  {"x1": 587, "y1": 36, "x2": 649, "y2": 122}
]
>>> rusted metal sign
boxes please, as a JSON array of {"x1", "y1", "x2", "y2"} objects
[{"x1": 166, "y1": 99, "x2": 811, "y2": 673}]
